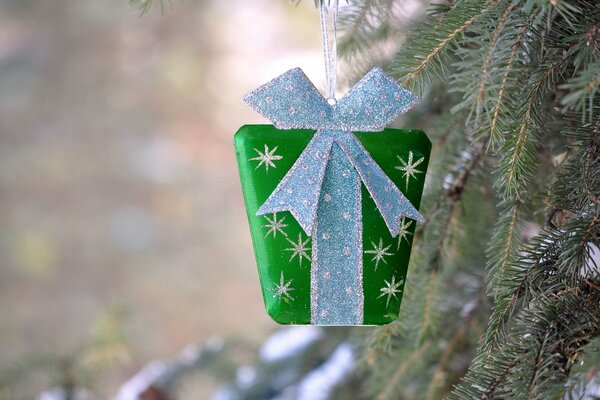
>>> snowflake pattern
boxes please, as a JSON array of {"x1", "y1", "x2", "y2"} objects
[
  {"x1": 364, "y1": 238, "x2": 394, "y2": 270},
  {"x1": 396, "y1": 218, "x2": 414, "y2": 250},
  {"x1": 268, "y1": 271, "x2": 295, "y2": 303},
  {"x1": 250, "y1": 144, "x2": 283, "y2": 172},
  {"x1": 378, "y1": 275, "x2": 404, "y2": 308},
  {"x1": 261, "y1": 213, "x2": 288, "y2": 238},
  {"x1": 395, "y1": 151, "x2": 425, "y2": 191},
  {"x1": 285, "y1": 232, "x2": 312, "y2": 267}
]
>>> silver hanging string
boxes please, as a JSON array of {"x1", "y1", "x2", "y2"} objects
[{"x1": 319, "y1": 0, "x2": 338, "y2": 102}]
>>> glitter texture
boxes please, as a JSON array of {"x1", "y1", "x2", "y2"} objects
[
  {"x1": 250, "y1": 144, "x2": 283, "y2": 172},
  {"x1": 244, "y1": 67, "x2": 418, "y2": 132},
  {"x1": 312, "y1": 144, "x2": 363, "y2": 325},
  {"x1": 244, "y1": 67, "x2": 421, "y2": 325}
]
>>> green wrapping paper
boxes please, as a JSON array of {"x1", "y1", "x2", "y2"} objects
[{"x1": 235, "y1": 124, "x2": 431, "y2": 325}]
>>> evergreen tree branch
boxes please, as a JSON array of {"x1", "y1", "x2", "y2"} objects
[
  {"x1": 476, "y1": 2, "x2": 516, "y2": 117},
  {"x1": 561, "y1": 61, "x2": 600, "y2": 122},
  {"x1": 375, "y1": 341, "x2": 431, "y2": 400},
  {"x1": 487, "y1": 201, "x2": 521, "y2": 289},
  {"x1": 417, "y1": 270, "x2": 439, "y2": 344},
  {"x1": 127, "y1": 0, "x2": 171, "y2": 15},
  {"x1": 391, "y1": 0, "x2": 503, "y2": 92},
  {"x1": 488, "y1": 20, "x2": 530, "y2": 148}
]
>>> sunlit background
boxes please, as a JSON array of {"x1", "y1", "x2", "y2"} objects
[{"x1": 0, "y1": 0, "x2": 336, "y2": 397}]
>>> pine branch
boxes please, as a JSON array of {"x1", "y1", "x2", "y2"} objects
[
  {"x1": 560, "y1": 61, "x2": 600, "y2": 122},
  {"x1": 475, "y1": 2, "x2": 516, "y2": 120},
  {"x1": 495, "y1": 51, "x2": 564, "y2": 201},
  {"x1": 485, "y1": 201, "x2": 522, "y2": 299},
  {"x1": 425, "y1": 324, "x2": 467, "y2": 400},
  {"x1": 338, "y1": 0, "x2": 378, "y2": 56},
  {"x1": 488, "y1": 20, "x2": 530, "y2": 148},
  {"x1": 452, "y1": 106, "x2": 600, "y2": 399},
  {"x1": 425, "y1": 289, "x2": 484, "y2": 400},
  {"x1": 391, "y1": 0, "x2": 503, "y2": 93},
  {"x1": 343, "y1": 2, "x2": 600, "y2": 398},
  {"x1": 417, "y1": 270, "x2": 440, "y2": 344},
  {"x1": 375, "y1": 341, "x2": 431, "y2": 400},
  {"x1": 127, "y1": 0, "x2": 171, "y2": 15}
]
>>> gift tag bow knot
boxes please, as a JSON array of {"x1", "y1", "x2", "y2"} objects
[{"x1": 244, "y1": 67, "x2": 423, "y2": 237}]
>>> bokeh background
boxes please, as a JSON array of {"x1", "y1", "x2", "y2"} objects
[{"x1": 0, "y1": 0, "x2": 335, "y2": 397}]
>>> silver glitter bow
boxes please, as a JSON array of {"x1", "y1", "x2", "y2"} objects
[{"x1": 244, "y1": 67, "x2": 423, "y2": 236}]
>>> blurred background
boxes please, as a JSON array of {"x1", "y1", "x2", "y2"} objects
[{"x1": 0, "y1": 0, "x2": 347, "y2": 398}]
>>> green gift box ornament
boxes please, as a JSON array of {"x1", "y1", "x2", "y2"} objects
[
  {"x1": 234, "y1": 67, "x2": 431, "y2": 325},
  {"x1": 234, "y1": 0, "x2": 429, "y2": 326}
]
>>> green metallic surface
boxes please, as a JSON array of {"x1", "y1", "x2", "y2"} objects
[{"x1": 234, "y1": 125, "x2": 431, "y2": 325}]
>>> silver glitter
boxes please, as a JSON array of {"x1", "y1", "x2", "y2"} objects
[
  {"x1": 397, "y1": 218, "x2": 414, "y2": 250},
  {"x1": 364, "y1": 238, "x2": 394, "y2": 271},
  {"x1": 268, "y1": 271, "x2": 295, "y2": 303},
  {"x1": 261, "y1": 213, "x2": 288, "y2": 238},
  {"x1": 378, "y1": 275, "x2": 403, "y2": 308},
  {"x1": 250, "y1": 144, "x2": 283, "y2": 173},
  {"x1": 253, "y1": 100, "x2": 424, "y2": 236},
  {"x1": 311, "y1": 220, "x2": 321, "y2": 324},
  {"x1": 285, "y1": 232, "x2": 312, "y2": 267},
  {"x1": 335, "y1": 134, "x2": 424, "y2": 231},
  {"x1": 244, "y1": 67, "x2": 418, "y2": 132},
  {"x1": 311, "y1": 144, "x2": 364, "y2": 325},
  {"x1": 355, "y1": 171, "x2": 364, "y2": 324},
  {"x1": 395, "y1": 151, "x2": 425, "y2": 191}
]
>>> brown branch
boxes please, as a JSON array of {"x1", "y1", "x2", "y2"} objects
[
  {"x1": 376, "y1": 341, "x2": 432, "y2": 400},
  {"x1": 425, "y1": 289, "x2": 485, "y2": 400},
  {"x1": 418, "y1": 270, "x2": 439, "y2": 343},
  {"x1": 484, "y1": 357, "x2": 521, "y2": 399}
]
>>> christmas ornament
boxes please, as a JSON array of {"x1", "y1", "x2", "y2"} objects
[{"x1": 234, "y1": 1, "x2": 430, "y2": 325}]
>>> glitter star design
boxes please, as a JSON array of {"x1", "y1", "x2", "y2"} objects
[
  {"x1": 268, "y1": 271, "x2": 295, "y2": 303},
  {"x1": 250, "y1": 144, "x2": 283, "y2": 173},
  {"x1": 261, "y1": 213, "x2": 288, "y2": 238},
  {"x1": 395, "y1": 151, "x2": 425, "y2": 191},
  {"x1": 378, "y1": 275, "x2": 404, "y2": 308},
  {"x1": 364, "y1": 238, "x2": 394, "y2": 270},
  {"x1": 285, "y1": 232, "x2": 312, "y2": 267},
  {"x1": 396, "y1": 218, "x2": 414, "y2": 250}
]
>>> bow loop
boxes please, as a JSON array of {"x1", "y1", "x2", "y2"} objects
[
  {"x1": 244, "y1": 68, "x2": 331, "y2": 131},
  {"x1": 334, "y1": 67, "x2": 418, "y2": 132}
]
